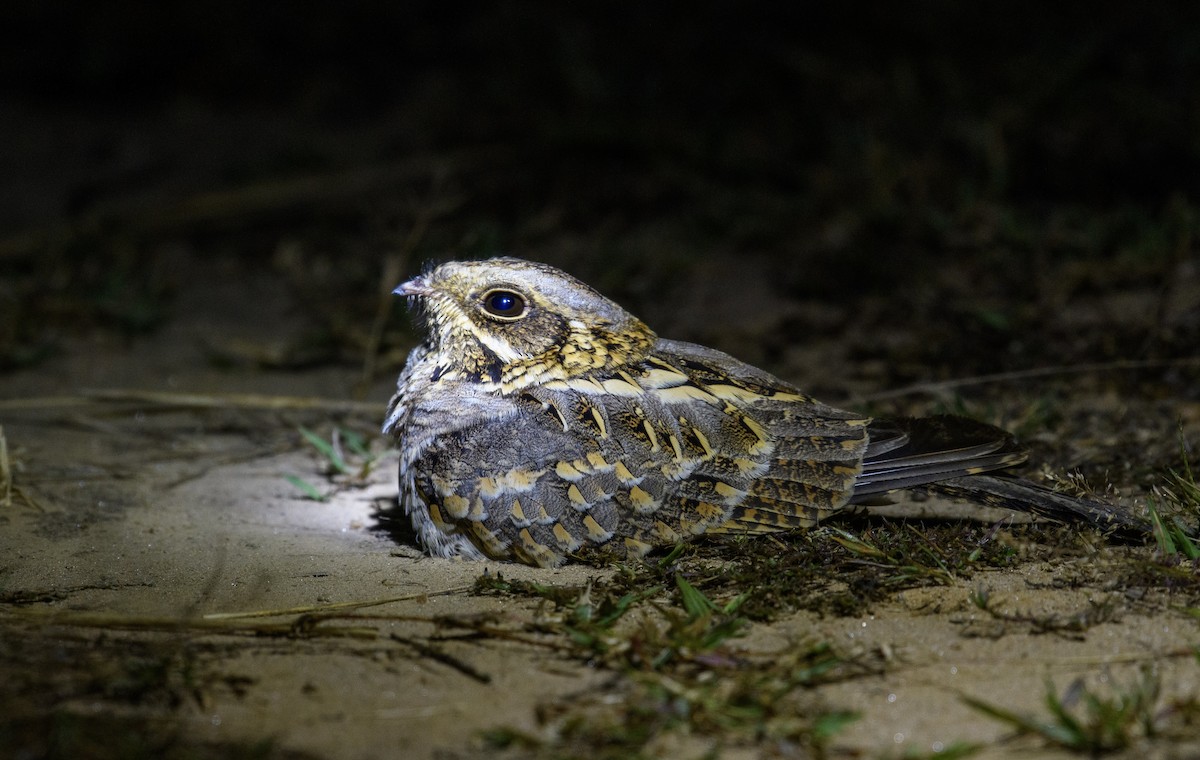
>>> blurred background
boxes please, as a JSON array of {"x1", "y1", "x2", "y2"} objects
[{"x1": 2, "y1": 1, "x2": 1197, "y2": 417}]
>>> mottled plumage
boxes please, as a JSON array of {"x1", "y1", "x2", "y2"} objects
[{"x1": 384, "y1": 257, "x2": 1147, "y2": 566}]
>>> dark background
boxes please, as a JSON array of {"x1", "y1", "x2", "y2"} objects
[{"x1": 2, "y1": 1, "x2": 1197, "y2": 401}]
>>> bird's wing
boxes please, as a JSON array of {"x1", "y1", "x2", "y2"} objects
[
  {"x1": 407, "y1": 339, "x2": 872, "y2": 564},
  {"x1": 407, "y1": 369, "x2": 776, "y2": 566},
  {"x1": 849, "y1": 415, "x2": 1029, "y2": 499},
  {"x1": 650, "y1": 340, "x2": 872, "y2": 536},
  {"x1": 406, "y1": 389, "x2": 621, "y2": 566}
]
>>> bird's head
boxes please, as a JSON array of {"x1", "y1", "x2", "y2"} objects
[{"x1": 396, "y1": 257, "x2": 656, "y2": 390}]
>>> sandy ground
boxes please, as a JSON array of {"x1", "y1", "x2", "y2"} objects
[{"x1": 3, "y1": 249, "x2": 1199, "y2": 760}]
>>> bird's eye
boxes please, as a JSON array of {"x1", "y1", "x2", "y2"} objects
[{"x1": 481, "y1": 289, "x2": 527, "y2": 320}]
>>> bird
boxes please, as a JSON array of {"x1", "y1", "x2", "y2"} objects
[{"x1": 383, "y1": 257, "x2": 1150, "y2": 567}]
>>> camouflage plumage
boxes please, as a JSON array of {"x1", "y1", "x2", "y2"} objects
[{"x1": 384, "y1": 257, "x2": 1148, "y2": 566}]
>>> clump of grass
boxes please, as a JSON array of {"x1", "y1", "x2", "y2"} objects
[
  {"x1": 479, "y1": 568, "x2": 747, "y2": 671},
  {"x1": 1099, "y1": 430, "x2": 1200, "y2": 602},
  {"x1": 299, "y1": 425, "x2": 376, "y2": 478},
  {"x1": 1148, "y1": 498, "x2": 1200, "y2": 561},
  {"x1": 963, "y1": 666, "x2": 1200, "y2": 753},
  {"x1": 476, "y1": 559, "x2": 872, "y2": 757},
  {"x1": 492, "y1": 660, "x2": 861, "y2": 760},
  {"x1": 1148, "y1": 435, "x2": 1200, "y2": 560},
  {"x1": 286, "y1": 425, "x2": 379, "y2": 500}
]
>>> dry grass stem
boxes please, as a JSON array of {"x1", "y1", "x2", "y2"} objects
[{"x1": 0, "y1": 389, "x2": 386, "y2": 414}]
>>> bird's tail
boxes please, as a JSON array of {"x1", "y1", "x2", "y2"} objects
[
  {"x1": 922, "y1": 473, "x2": 1156, "y2": 541},
  {"x1": 852, "y1": 415, "x2": 1157, "y2": 540}
]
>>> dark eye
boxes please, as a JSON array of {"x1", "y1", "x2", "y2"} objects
[{"x1": 481, "y1": 289, "x2": 527, "y2": 320}]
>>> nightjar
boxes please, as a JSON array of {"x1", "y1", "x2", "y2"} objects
[{"x1": 384, "y1": 257, "x2": 1147, "y2": 566}]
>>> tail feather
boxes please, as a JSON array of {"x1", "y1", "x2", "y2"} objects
[
  {"x1": 922, "y1": 474, "x2": 1155, "y2": 541},
  {"x1": 849, "y1": 416, "x2": 1154, "y2": 540},
  {"x1": 852, "y1": 416, "x2": 1027, "y2": 498},
  {"x1": 852, "y1": 451, "x2": 1028, "y2": 497}
]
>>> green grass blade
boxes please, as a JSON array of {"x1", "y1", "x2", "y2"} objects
[
  {"x1": 676, "y1": 574, "x2": 717, "y2": 619},
  {"x1": 299, "y1": 426, "x2": 349, "y2": 473},
  {"x1": 285, "y1": 475, "x2": 327, "y2": 501}
]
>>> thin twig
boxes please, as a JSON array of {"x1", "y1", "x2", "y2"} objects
[
  {"x1": 849, "y1": 356, "x2": 1200, "y2": 404},
  {"x1": 0, "y1": 153, "x2": 490, "y2": 261},
  {"x1": 0, "y1": 389, "x2": 386, "y2": 414},
  {"x1": 5, "y1": 586, "x2": 476, "y2": 639},
  {"x1": 201, "y1": 585, "x2": 472, "y2": 620},
  {"x1": 390, "y1": 633, "x2": 493, "y2": 683}
]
